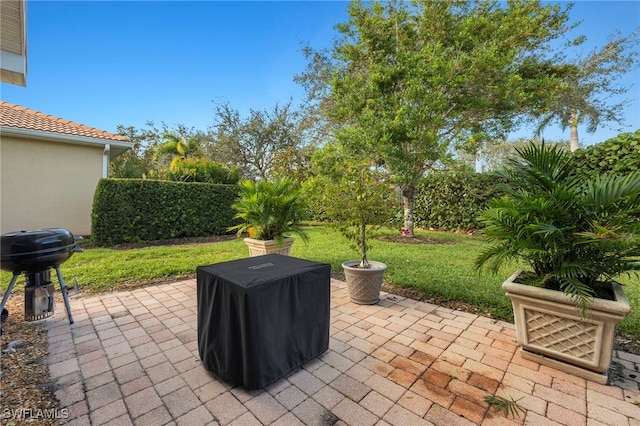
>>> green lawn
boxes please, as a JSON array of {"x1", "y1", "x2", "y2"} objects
[{"x1": 2, "y1": 225, "x2": 638, "y2": 339}]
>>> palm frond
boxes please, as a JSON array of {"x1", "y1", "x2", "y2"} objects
[
  {"x1": 559, "y1": 277, "x2": 595, "y2": 316},
  {"x1": 475, "y1": 140, "x2": 640, "y2": 314},
  {"x1": 229, "y1": 177, "x2": 309, "y2": 244},
  {"x1": 583, "y1": 171, "x2": 640, "y2": 213},
  {"x1": 484, "y1": 395, "x2": 526, "y2": 418}
]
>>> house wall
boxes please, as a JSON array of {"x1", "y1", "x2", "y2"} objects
[
  {"x1": 0, "y1": 0, "x2": 24, "y2": 55},
  {"x1": 1, "y1": 135, "x2": 103, "y2": 236},
  {"x1": 0, "y1": 0, "x2": 27, "y2": 86}
]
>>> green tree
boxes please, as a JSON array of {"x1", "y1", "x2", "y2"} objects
[
  {"x1": 112, "y1": 124, "x2": 162, "y2": 178},
  {"x1": 302, "y1": 143, "x2": 359, "y2": 221},
  {"x1": 210, "y1": 101, "x2": 310, "y2": 180},
  {"x1": 298, "y1": 0, "x2": 575, "y2": 236},
  {"x1": 533, "y1": 30, "x2": 640, "y2": 151},
  {"x1": 270, "y1": 144, "x2": 316, "y2": 185},
  {"x1": 304, "y1": 143, "x2": 397, "y2": 266}
]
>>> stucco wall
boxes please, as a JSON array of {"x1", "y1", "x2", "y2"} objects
[{"x1": 1, "y1": 135, "x2": 103, "y2": 235}]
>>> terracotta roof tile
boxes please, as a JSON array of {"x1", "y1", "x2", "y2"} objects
[{"x1": 0, "y1": 101, "x2": 130, "y2": 142}]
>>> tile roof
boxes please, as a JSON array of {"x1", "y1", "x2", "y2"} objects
[{"x1": 0, "y1": 101, "x2": 130, "y2": 142}]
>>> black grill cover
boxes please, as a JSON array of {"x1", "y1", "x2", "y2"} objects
[{"x1": 197, "y1": 254, "x2": 331, "y2": 389}]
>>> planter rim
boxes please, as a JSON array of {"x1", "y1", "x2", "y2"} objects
[
  {"x1": 243, "y1": 237, "x2": 294, "y2": 246},
  {"x1": 502, "y1": 270, "x2": 631, "y2": 316},
  {"x1": 342, "y1": 260, "x2": 387, "y2": 271}
]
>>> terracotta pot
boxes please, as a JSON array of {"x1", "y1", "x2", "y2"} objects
[
  {"x1": 243, "y1": 237, "x2": 294, "y2": 257},
  {"x1": 503, "y1": 270, "x2": 631, "y2": 384},
  {"x1": 342, "y1": 260, "x2": 387, "y2": 305}
]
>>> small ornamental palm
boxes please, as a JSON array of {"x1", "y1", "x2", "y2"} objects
[
  {"x1": 476, "y1": 142, "x2": 640, "y2": 315},
  {"x1": 229, "y1": 177, "x2": 309, "y2": 246}
]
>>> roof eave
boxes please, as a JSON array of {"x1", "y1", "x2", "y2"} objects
[
  {"x1": 0, "y1": 51, "x2": 27, "y2": 86},
  {"x1": 0, "y1": 125, "x2": 132, "y2": 159}
]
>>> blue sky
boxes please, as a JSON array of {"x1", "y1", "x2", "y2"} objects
[{"x1": 1, "y1": 1, "x2": 639, "y2": 148}]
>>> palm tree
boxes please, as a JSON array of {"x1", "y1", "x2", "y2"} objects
[
  {"x1": 153, "y1": 132, "x2": 204, "y2": 165},
  {"x1": 228, "y1": 177, "x2": 310, "y2": 245},
  {"x1": 534, "y1": 88, "x2": 601, "y2": 152},
  {"x1": 534, "y1": 31, "x2": 639, "y2": 151},
  {"x1": 476, "y1": 142, "x2": 640, "y2": 314}
]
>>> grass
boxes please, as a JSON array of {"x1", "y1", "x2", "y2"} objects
[{"x1": 1, "y1": 225, "x2": 638, "y2": 339}]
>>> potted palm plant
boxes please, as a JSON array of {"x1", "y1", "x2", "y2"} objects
[
  {"x1": 476, "y1": 141, "x2": 639, "y2": 383},
  {"x1": 229, "y1": 177, "x2": 309, "y2": 257},
  {"x1": 320, "y1": 153, "x2": 395, "y2": 304}
]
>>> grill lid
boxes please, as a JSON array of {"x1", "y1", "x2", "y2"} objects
[{"x1": 1, "y1": 228, "x2": 78, "y2": 273}]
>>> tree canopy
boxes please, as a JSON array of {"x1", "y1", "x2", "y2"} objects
[
  {"x1": 112, "y1": 102, "x2": 314, "y2": 182},
  {"x1": 298, "y1": 0, "x2": 578, "y2": 235},
  {"x1": 210, "y1": 101, "x2": 311, "y2": 180}
]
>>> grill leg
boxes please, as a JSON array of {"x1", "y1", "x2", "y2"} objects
[
  {"x1": 54, "y1": 267, "x2": 74, "y2": 325},
  {"x1": 0, "y1": 273, "x2": 20, "y2": 315}
]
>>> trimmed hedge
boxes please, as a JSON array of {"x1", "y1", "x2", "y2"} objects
[
  {"x1": 414, "y1": 169, "x2": 504, "y2": 232},
  {"x1": 572, "y1": 130, "x2": 640, "y2": 178},
  {"x1": 165, "y1": 158, "x2": 241, "y2": 184},
  {"x1": 92, "y1": 179, "x2": 238, "y2": 246}
]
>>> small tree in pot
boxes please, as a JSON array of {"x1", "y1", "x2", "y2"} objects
[
  {"x1": 319, "y1": 149, "x2": 396, "y2": 304},
  {"x1": 229, "y1": 177, "x2": 309, "y2": 257},
  {"x1": 476, "y1": 141, "x2": 640, "y2": 383}
]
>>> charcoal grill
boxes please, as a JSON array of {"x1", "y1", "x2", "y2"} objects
[{"x1": 0, "y1": 228, "x2": 81, "y2": 324}]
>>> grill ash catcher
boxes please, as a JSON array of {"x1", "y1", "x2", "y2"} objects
[{"x1": 0, "y1": 228, "x2": 82, "y2": 324}]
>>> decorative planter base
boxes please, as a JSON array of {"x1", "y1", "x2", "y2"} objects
[
  {"x1": 518, "y1": 348, "x2": 611, "y2": 384},
  {"x1": 342, "y1": 260, "x2": 386, "y2": 305},
  {"x1": 244, "y1": 237, "x2": 294, "y2": 257},
  {"x1": 503, "y1": 271, "x2": 631, "y2": 384}
]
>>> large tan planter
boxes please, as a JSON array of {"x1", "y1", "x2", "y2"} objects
[
  {"x1": 342, "y1": 260, "x2": 387, "y2": 305},
  {"x1": 503, "y1": 271, "x2": 631, "y2": 384},
  {"x1": 244, "y1": 237, "x2": 294, "y2": 257}
]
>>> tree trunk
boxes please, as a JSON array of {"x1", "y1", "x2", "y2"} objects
[
  {"x1": 570, "y1": 109, "x2": 579, "y2": 152},
  {"x1": 402, "y1": 184, "x2": 416, "y2": 237},
  {"x1": 359, "y1": 219, "x2": 368, "y2": 268}
]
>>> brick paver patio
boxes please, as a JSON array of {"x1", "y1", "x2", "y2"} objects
[{"x1": 46, "y1": 279, "x2": 640, "y2": 425}]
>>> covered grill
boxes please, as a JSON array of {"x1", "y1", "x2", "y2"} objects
[{"x1": 1, "y1": 228, "x2": 81, "y2": 324}]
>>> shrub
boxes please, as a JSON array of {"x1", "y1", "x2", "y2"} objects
[
  {"x1": 414, "y1": 169, "x2": 504, "y2": 232},
  {"x1": 165, "y1": 158, "x2": 241, "y2": 184},
  {"x1": 572, "y1": 130, "x2": 640, "y2": 178},
  {"x1": 300, "y1": 176, "x2": 330, "y2": 222},
  {"x1": 228, "y1": 177, "x2": 309, "y2": 244},
  {"x1": 91, "y1": 179, "x2": 238, "y2": 246},
  {"x1": 476, "y1": 141, "x2": 640, "y2": 314}
]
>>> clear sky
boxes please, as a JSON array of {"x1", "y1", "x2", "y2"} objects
[{"x1": 1, "y1": 1, "x2": 639, "y2": 148}]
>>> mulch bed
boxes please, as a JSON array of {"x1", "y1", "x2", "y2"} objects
[{"x1": 1, "y1": 295, "x2": 57, "y2": 426}]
